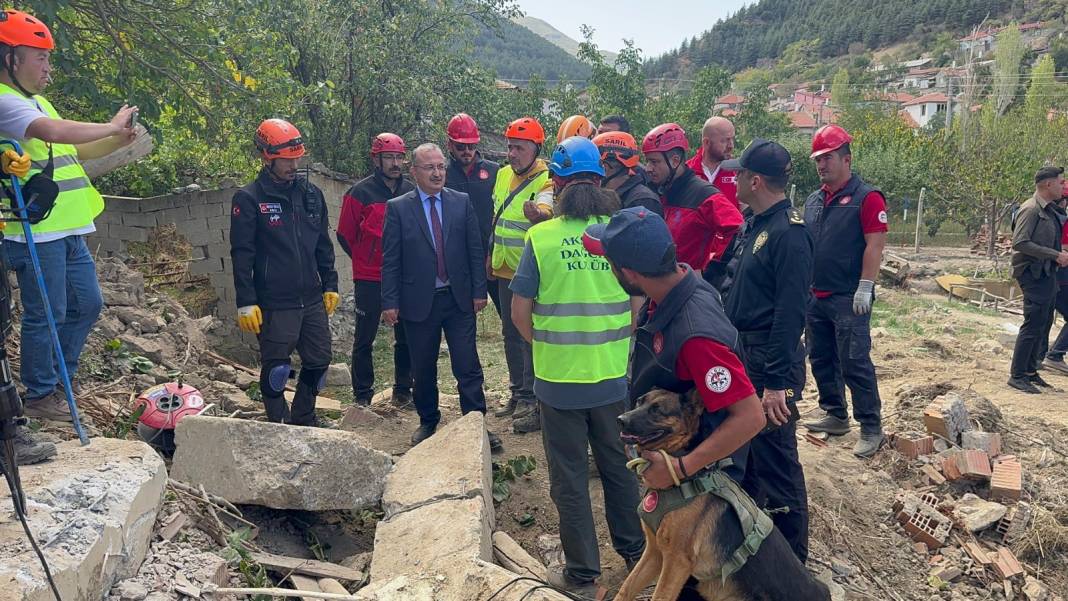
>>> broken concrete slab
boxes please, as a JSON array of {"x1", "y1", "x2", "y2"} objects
[
  {"x1": 0, "y1": 438, "x2": 167, "y2": 601},
  {"x1": 954, "y1": 493, "x2": 1008, "y2": 532},
  {"x1": 492, "y1": 531, "x2": 545, "y2": 580},
  {"x1": 357, "y1": 561, "x2": 569, "y2": 601},
  {"x1": 171, "y1": 416, "x2": 392, "y2": 511},
  {"x1": 339, "y1": 405, "x2": 384, "y2": 429},
  {"x1": 370, "y1": 496, "x2": 492, "y2": 582},
  {"x1": 382, "y1": 412, "x2": 492, "y2": 520},
  {"x1": 325, "y1": 363, "x2": 350, "y2": 387},
  {"x1": 961, "y1": 431, "x2": 1002, "y2": 457},
  {"x1": 924, "y1": 392, "x2": 972, "y2": 443},
  {"x1": 1023, "y1": 576, "x2": 1051, "y2": 601}
]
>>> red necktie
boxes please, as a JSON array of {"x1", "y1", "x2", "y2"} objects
[{"x1": 429, "y1": 196, "x2": 448, "y2": 283}]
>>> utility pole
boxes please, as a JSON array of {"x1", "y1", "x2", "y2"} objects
[
  {"x1": 944, "y1": 74, "x2": 953, "y2": 137},
  {"x1": 914, "y1": 187, "x2": 926, "y2": 254}
]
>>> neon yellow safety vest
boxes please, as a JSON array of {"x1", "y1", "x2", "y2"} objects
[
  {"x1": 527, "y1": 215, "x2": 631, "y2": 383},
  {"x1": 491, "y1": 164, "x2": 550, "y2": 272},
  {"x1": 0, "y1": 83, "x2": 104, "y2": 237}
]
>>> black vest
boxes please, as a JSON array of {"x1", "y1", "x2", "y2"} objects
[
  {"x1": 803, "y1": 174, "x2": 878, "y2": 293},
  {"x1": 629, "y1": 269, "x2": 748, "y2": 479}
]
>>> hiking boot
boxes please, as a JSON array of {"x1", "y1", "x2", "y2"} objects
[
  {"x1": 512, "y1": 404, "x2": 541, "y2": 434},
  {"x1": 546, "y1": 565, "x2": 598, "y2": 600},
  {"x1": 22, "y1": 391, "x2": 73, "y2": 423},
  {"x1": 487, "y1": 431, "x2": 504, "y2": 454},
  {"x1": 410, "y1": 423, "x2": 437, "y2": 446},
  {"x1": 493, "y1": 396, "x2": 519, "y2": 417},
  {"x1": 390, "y1": 389, "x2": 413, "y2": 409},
  {"x1": 11, "y1": 427, "x2": 57, "y2": 465},
  {"x1": 1030, "y1": 373, "x2": 1054, "y2": 389},
  {"x1": 803, "y1": 414, "x2": 851, "y2": 436},
  {"x1": 1043, "y1": 357, "x2": 1068, "y2": 375},
  {"x1": 853, "y1": 431, "x2": 885, "y2": 458},
  {"x1": 1008, "y1": 377, "x2": 1041, "y2": 394}
]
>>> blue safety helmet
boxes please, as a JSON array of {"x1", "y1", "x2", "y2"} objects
[{"x1": 549, "y1": 136, "x2": 605, "y2": 178}]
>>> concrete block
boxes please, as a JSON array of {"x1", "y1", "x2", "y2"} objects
[
  {"x1": 188, "y1": 257, "x2": 222, "y2": 276},
  {"x1": 961, "y1": 431, "x2": 1002, "y2": 457},
  {"x1": 88, "y1": 237, "x2": 123, "y2": 256},
  {"x1": 183, "y1": 227, "x2": 223, "y2": 247},
  {"x1": 189, "y1": 202, "x2": 228, "y2": 220},
  {"x1": 0, "y1": 439, "x2": 166, "y2": 601},
  {"x1": 956, "y1": 449, "x2": 992, "y2": 481},
  {"x1": 206, "y1": 242, "x2": 230, "y2": 259},
  {"x1": 954, "y1": 493, "x2": 1007, "y2": 533},
  {"x1": 924, "y1": 392, "x2": 972, "y2": 443},
  {"x1": 208, "y1": 271, "x2": 232, "y2": 291},
  {"x1": 121, "y1": 211, "x2": 159, "y2": 228},
  {"x1": 160, "y1": 205, "x2": 191, "y2": 222},
  {"x1": 206, "y1": 214, "x2": 231, "y2": 232},
  {"x1": 171, "y1": 416, "x2": 392, "y2": 510},
  {"x1": 108, "y1": 223, "x2": 149, "y2": 243},
  {"x1": 894, "y1": 431, "x2": 934, "y2": 459},
  {"x1": 383, "y1": 412, "x2": 492, "y2": 520},
  {"x1": 370, "y1": 497, "x2": 492, "y2": 582},
  {"x1": 990, "y1": 458, "x2": 1022, "y2": 501},
  {"x1": 190, "y1": 245, "x2": 207, "y2": 260}
]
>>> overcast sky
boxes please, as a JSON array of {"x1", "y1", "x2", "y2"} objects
[{"x1": 514, "y1": 0, "x2": 752, "y2": 58}]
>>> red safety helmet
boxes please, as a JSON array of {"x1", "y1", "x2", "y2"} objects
[
  {"x1": 371, "y1": 132, "x2": 406, "y2": 155},
  {"x1": 593, "y1": 131, "x2": 640, "y2": 169},
  {"x1": 642, "y1": 123, "x2": 688, "y2": 155},
  {"x1": 810, "y1": 124, "x2": 853, "y2": 159},
  {"x1": 505, "y1": 117, "x2": 546, "y2": 144},
  {"x1": 0, "y1": 9, "x2": 55, "y2": 50},
  {"x1": 255, "y1": 119, "x2": 305, "y2": 160},
  {"x1": 447, "y1": 113, "x2": 480, "y2": 144}
]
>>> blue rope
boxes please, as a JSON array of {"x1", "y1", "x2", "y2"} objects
[{"x1": 2, "y1": 139, "x2": 90, "y2": 445}]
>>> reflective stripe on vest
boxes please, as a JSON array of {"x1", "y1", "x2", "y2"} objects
[
  {"x1": 0, "y1": 83, "x2": 104, "y2": 237},
  {"x1": 491, "y1": 165, "x2": 549, "y2": 272},
  {"x1": 527, "y1": 216, "x2": 631, "y2": 383}
]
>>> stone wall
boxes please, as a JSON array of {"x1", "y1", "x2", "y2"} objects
[{"x1": 85, "y1": 168, "x2": 355, "y2": 319}]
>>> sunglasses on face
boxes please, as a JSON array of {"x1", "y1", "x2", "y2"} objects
[{"x1": 452, "y1": 143, "x2": 476, "y2": 151}]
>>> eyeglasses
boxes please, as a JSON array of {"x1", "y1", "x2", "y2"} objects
[
  {"x1": 415, "y1": 164, "x2": 447, "y2": 173},
  {"x1": 452, "y1": 143, "x2": 476, "y2": 151}
]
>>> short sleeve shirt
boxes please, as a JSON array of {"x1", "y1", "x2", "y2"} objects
[
  {"x1": 675, "y1": 337, "x2": 755, "y2": 412},
  {"x1": 0, "y1": 93, "x2": 47, "y2": 140}
]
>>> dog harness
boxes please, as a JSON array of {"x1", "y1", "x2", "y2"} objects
[{"x1": 637, "y1": 462, "x2": 775, "y2": 581}]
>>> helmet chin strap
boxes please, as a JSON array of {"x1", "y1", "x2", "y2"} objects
[
  {"x1": 601, "y1": 162, "x2": 629, "y2": 188},
  {"x1": 5, "y1": 48, "x2": 34, "y2": 98},
  {"x1": 512, "y1": 144, "x2": 541, "y2": 176}
]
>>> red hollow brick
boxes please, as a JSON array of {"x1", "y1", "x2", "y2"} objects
[
  {"x1": 991, "y1": 547, "x2": 1024, "y2": 580},
  {"x1": 990, "y1": 459, "x2": 1022, "y2": 501},
  {"x1": 956, "y1": 449, "x2": 992, "y2": 481},
  {"x1": 895, "y1": 432, "x2": 936, "y2": 459}
]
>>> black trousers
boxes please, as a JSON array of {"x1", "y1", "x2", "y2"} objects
[
  {"x1": 736, "y1": 338, "x2": 809, "y2": 564},
  {"x1": 351, "y1": 280, "x2": 411, "y2": 402},
  {"x1": 258, "y1": 302, "x2": 332, "y2": 425},
  {"x1": 806, "y1": 293, "x2": 882, "y2": 433},
  {"x1": 540, "y1": 400, "x2": 645, "y2": 582},
  {"x1": 1011, "y1": 271, "x2": 1057, "y2": 377},
  {"x1": 1047, "y1": 285, "x2": 1068, "y2": 361},
  {"x1": 497, "y1": 280, "x2": 535, "y2": 405},
  {"x1": 403, "y1": 288, "x2": 486, "y2": 425}
]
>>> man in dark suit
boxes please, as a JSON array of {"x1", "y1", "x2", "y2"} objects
[{"x1": 381, "y1": 143, "x2": 501, "y2": 451}]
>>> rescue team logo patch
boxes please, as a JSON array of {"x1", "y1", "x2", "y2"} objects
[
  {"x1": 705, "y1": 366, "x2": 731, "y2": 394},
  {"x1": 878, "y1": 210, "x2": 888, "y2": 224},
  {"x1": 259, "y1": 202, "x2": 283, "y2": 214},
  {"x1": 653, "y1": 332, "x2": 664, "y2": 354},
  {"x1": 232, "y1": 205, "x2": 240, "y2": 216},
  {"x1": 642, "y1": 490, "x2": 659, "y2": 513},
  {"x1": 838, "y1": 195, "x2": 852, "y2": 205},
  {"x1": 752, "y1": 231, "x2": 768, "y2": 254},
  {"x1": 479, "y1": 169, "x2": 490, "y2": 180},
  {"x1": 721, "y1": 175, "x2": 737, "y2": 184},
  {"x1": 268, "y1": 214, "x2": 282, "y2": 227}
]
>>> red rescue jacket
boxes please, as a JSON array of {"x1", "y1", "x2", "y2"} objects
[{"x1": 336, "y1": 174, "x2": 414, "y2": 282}]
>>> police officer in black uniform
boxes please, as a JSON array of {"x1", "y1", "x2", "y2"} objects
[
  {"x1": 722, "y1": 140, "x2": 813, "y2": 563},
  {"x1": 231, "y1": 119, "x2": 338, "y2": 425}
]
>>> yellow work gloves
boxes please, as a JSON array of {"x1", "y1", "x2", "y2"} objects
[
  {"x1": 323, "y1": 291, "x2": 340, "y2": 316},
  {"x1": 1, "y1": 149, "x2": 31, "y2": 178},
  {"x1": 237, "y1": 305, "x2": 263, "y2": 334}
]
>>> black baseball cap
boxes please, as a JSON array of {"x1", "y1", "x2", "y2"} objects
[
  {"x1": 1035, "y1": 165, "x2": 1064, "y2": 184},
  {"x1": 721, "y1": 138, "x2": 792, "y2": 178},
  {"x1": 583, "y1": 207, "x2": 676, "y2": 273}
]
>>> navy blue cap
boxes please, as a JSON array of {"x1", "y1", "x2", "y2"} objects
[
  {"x1": 721, "y1": 138, "x2": 792, "y2": 178},
  {"x1": 583, "y1": 206, "x2": 676, "y2": 272}
]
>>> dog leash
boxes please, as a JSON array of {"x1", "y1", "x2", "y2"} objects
[{"x1": 626, "y1": 448, "x2": 682, "y2": 487}]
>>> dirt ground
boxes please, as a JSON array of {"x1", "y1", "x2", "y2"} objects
[{"x1": 344, "y1": 245, "x2": 1068, "y2": 600}]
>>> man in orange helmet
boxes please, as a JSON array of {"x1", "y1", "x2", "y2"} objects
[
  {"x1": 444, "y1": 113, "x2": 501, "y2": 311},
  {"x1": 801, "y1": 125, "x2": 887, "y2": 458},
  {"x1": 641, "y1": 123, "x2": 742, "y2": 278},
  {"x1": 230, "y1": 119, "x2": 338, "y2": 426},
  {"x1": 556, "y1": 115, "x2": 595, "y2": 143},
  {"x1": 0, "y1": 9, "x2": 138, "y2": 436},
  {"x1": 594, "y1": 131, "x2": 660, "y2": 215},
  {"x1": 490, "y1": 117, "x2": 553, "y2": 431},
  {"x1": 337, "y1": 133, "x2": 414, "y2": 408}
]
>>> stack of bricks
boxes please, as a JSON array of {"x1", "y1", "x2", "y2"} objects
[
  {"x1": 990, "y1": 456, "x2": 1022, "y2": 501},
  {"x1": 923, "y1": 392, "x2": 972, "y2": 444},
  {"x1": 894, "y1": 491, "x2": 952, "y2": 550},
  {"x1": 894, "y1": 431, "x2": 935, "y2": 460}
]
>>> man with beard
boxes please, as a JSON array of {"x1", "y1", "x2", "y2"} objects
[
  {"x1": 231, "y1": 119, "x2": 338, "y2": 425},
  {"x1": 444, "y1": 113, "x2": 501, "y2": 312},
  {"x1": 337, "y1": 133, "x2": 415, "y2": 407},
  {"x1": 509, "y1": 137, "x2": 644, "y2": 597}
]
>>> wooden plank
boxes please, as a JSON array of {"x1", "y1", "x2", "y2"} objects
[
  {"x1": 249, "y1": 551, "x2": 364, "y2": 581},
  {"x1": 316, "y1": 579, "x2": 349, "y2": 595},
  {"x1": 283, "y1": 391, "x2": 341, "y2": 411},
  {"x1": 289, "y1": 574, "x2": 322, "y2": 601},
  {"x1": 159, "y1": 511, "x2": 189, "y2": 541}
]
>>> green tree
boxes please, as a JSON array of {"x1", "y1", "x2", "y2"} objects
[
  {"x1": 991, "y1": 23, "x2": 1026, "y2": 116},
  {"x1": 1024, "y1": 54, "x2": 1063, "y2": 117},
  {"x1": 733, "y1": 86, "x2": 790, "y2": 148}
]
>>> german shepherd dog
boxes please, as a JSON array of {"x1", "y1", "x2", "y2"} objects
[{"x1": 614, "y1": 388, "x2": 830, "y2": 601}]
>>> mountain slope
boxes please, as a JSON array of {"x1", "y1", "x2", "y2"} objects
[
  {"x1": 514, "y1": 16, "x2": 618, "y2": 63},
  {"x1": 472, "y1": 17, "x2": 590, "y2": 81},
  {"x1": 646, "y1": 0, "x2": 1019, "y2": 77}
]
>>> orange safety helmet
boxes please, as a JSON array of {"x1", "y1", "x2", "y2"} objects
[
  {"x1": 446, "y1": 113, "x2": 480, "y2": 144},
  {"x1": 593, "y1": 131, "x2": 640, "y2": 169},
  {"x1": 642, "y1": 123, "x2": 689, "y2": 155},
  {"x1": 505, "y1": 117, "x2": 546, "y2": 144},
  {"x1": 556, "y1": 115, "x2": 595, "y2": 143},
  {"x1": 810, "y1": 124, "x2": 853, "y2": 159},
  {"x1": 0, "y1": 9, "x2": 54, "y2": 50},
  {"x1": 254, "y1": 119, "x2": 305, "y2": 160},
  {"x1": 371, "y1": 132, "x2": 406, "y2": 155}
]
